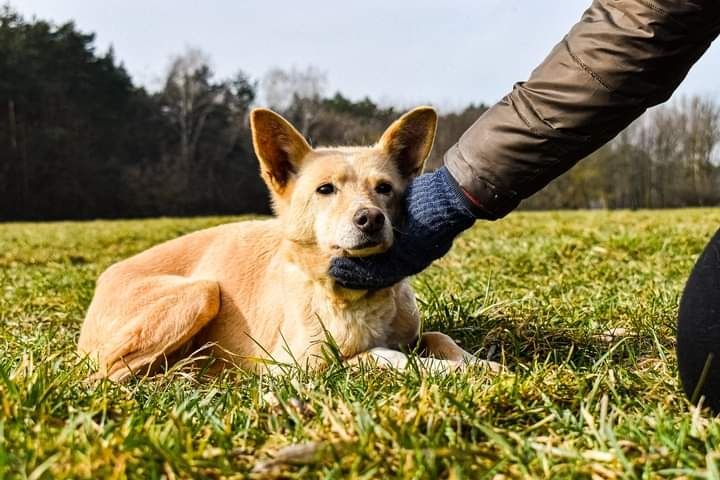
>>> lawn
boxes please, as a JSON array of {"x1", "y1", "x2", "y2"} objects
[{"x1": 1, "y1": 210, "x2": 719, "y2": 479}]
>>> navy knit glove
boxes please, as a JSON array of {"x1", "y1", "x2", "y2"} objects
[{"x1": 329, "y1": 167, "x2": 481, "y2": 289}]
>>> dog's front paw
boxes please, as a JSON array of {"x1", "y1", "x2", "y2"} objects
[
  {"x1": 456, "y1": 353, "x2": 504, "y2": 374},
  {"x1": 363, "y1": 347, "x2": 410, "y2": 370}
]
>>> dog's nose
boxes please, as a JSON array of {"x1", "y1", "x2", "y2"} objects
[{"x1": 353, "y1": 208, "x2": 385, "y2": 235}]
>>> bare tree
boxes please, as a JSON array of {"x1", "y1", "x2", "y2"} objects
[
  {"x1": 162, "y1": 48, "x2": 226, "y2": 172},
  {"x1": 523, "y1": 95, "x2": 720, "y2": 210},
  {"x1": 681, "y1": 96, "x2": 720, "y2": 204},
  {"x1": 261, "y1": 66, "x2": 326, "y2": 110},
  {"x1": 261, "y1": 66, "x2": 327, "y2": 137}
]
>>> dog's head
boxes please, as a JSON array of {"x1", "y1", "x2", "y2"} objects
[{"x1": 250, "y1": 107, "x2": 437, "y2": 259}]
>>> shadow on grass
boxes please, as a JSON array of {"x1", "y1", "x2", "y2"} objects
[{"x1": 439, "y1": 314, "x2": 672, "y2": 370}]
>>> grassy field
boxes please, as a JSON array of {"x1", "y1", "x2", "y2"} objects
[{"x1": 1, "y1": 209, "x2": 719, "y2": 479}]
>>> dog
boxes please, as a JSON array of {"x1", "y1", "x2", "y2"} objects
[{"x1": 78, "y1": 107, "x2": 499, "y2": 381}]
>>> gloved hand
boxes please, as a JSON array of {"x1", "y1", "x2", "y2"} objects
[{"x1": 329, "y1": 166, "x2": 484, "y2": 289}]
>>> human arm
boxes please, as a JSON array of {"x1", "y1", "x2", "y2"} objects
[{"x1": 331, "y1": 0, "x2": 720, "y2": 289}]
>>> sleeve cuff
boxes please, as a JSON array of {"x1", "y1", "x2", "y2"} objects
[{"x1": 442, "y1": 144, "x2": 520, "y2": 220}]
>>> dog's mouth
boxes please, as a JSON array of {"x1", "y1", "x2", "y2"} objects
[{"x1": 333, "y1": 240, "x2": 388, "y2": 257}]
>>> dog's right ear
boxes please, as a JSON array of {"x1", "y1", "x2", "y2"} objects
[{"x1": 250, "y1": 108, "x2": 312, "y2": 194}]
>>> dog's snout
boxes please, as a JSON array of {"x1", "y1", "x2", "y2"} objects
[{"x1": 353, "y1": 208, "x2": 385, "y2": 235}]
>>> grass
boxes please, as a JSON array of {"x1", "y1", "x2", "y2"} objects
[{"x1": 1, "y1": 209, "x2": 719, "y2": 479}]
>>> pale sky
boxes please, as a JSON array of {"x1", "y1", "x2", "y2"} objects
[{"x1": 11, "y1": 0, "x2": 720, "y2": 111}]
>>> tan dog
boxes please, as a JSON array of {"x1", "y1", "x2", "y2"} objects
[{"x1": 79, "y1": 107, "x2": 497, "y2": 381}]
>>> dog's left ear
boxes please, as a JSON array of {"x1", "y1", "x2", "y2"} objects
[{"x1": 378, "y1": 106, "x2": 438, "y2": 179}]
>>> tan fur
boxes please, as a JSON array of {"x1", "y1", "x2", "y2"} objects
[{"x1": 78, "y1": 107, "x2": 500, "y2": 381}]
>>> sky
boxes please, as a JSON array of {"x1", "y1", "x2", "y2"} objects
[{"x1": 10, "y1": 0, "x2": 720, "y2": 111}]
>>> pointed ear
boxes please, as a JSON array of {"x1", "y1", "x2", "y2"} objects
[
  {"x1": 250, "y1": 108, "x2": 312, "y2": 193},
  {"x1": 378, "y1": 106, "x2": 438, "y2": 179}
]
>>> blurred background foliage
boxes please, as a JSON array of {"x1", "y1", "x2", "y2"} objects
[{"x1": 1, "y1": 6, "x2": 718, "y2": 220}]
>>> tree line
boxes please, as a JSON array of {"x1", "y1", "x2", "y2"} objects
[
  {"x1": 1, "y1": 7, "x2": 718, "y2": 221},
  {"x1": 523, "y1": 96, "x2": 720, "y2": 210}
]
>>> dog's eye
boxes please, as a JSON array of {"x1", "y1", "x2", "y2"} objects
[
  {"x1": 375, "y1": 182, "x2": 393, "y2": 195},
  {"x1": 316, "y1": 183, "x2": 335, "y2": 195}
]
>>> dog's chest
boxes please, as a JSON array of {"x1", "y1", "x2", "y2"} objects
[{"x1": 316, "y1": 289, "x2": 397, "y2": 356}]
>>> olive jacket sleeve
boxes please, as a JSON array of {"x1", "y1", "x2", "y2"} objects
[{"x1": 444, "y1": 0, "x2": 720, "y2": 219}]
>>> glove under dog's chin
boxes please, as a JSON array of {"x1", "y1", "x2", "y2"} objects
[{"x1": 329, "y1": 254, "x2": 403, "y2": 291}]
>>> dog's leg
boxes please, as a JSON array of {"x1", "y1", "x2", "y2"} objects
[
  {"x1": 93, "y1": 277, "x2": 221, "y2": 381},
  {"x1": 348, "y1": 347, "x2": 463, "y2": 373},
  {"x1": 419, "y1": 331, "x2": 502, "y2": 373}
]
